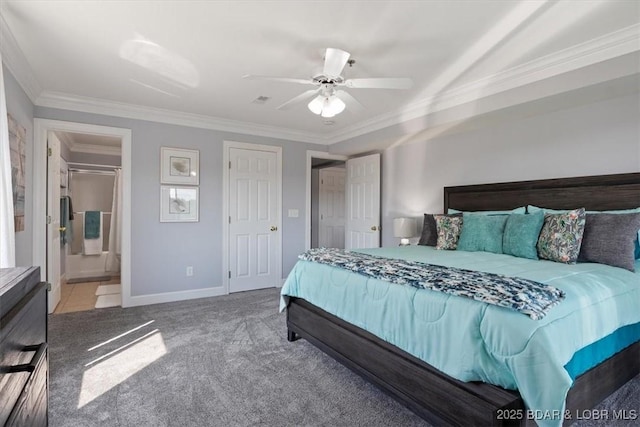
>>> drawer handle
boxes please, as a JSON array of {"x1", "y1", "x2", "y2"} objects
[{"x1": 4, "y1": 343, "x2": 47, "y2": 373}]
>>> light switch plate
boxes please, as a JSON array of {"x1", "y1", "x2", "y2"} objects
[{"x1": 288, "y1": 209, "x2": 299, "y2": 218}]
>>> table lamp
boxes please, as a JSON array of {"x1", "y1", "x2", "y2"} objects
[{"x1": 393, "y1": 217, "x2": 415, "y2": 246}]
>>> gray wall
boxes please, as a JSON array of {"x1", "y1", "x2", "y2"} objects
[
  {"x1": 332, "y1": 93, "x2": 640, "y2": 247},
  {"x1": 33, "y1": 105, "x2": 325, "y2": 296},
  {"x1": 3, "y1": 65, "x2": 35, "y2": 267}
]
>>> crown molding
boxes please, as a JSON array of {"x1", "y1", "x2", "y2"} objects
[
  {"x1": 0, "y1": 12, "x2": 42, "y2": 103},
  {"x1": 323, "y1": 23, "x2": 640, "y2": 145},
  {"x1": 35, "y1": 91, "x2": 324, "y2": 144}
]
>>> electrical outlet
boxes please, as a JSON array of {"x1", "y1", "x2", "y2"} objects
[{"x1": 186, "y1": 266, "x2": 194, "y2": 277}]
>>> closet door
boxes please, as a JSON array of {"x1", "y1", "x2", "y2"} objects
[{"x1": 227, "y1": 145, "x2": 281, "y2": 292}]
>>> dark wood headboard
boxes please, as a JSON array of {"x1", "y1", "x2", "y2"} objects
[{"x1": 444, "y1": 172, "x2": 640, "y2": 213}]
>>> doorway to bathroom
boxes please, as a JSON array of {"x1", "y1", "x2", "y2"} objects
[{"x1": 33, "y1": 119, "x2": 131, "y2": 314}]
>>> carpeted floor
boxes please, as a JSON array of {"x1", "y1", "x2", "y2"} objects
[{"x1": 49, "y1": 288, "x2": 639, "y2": 427}]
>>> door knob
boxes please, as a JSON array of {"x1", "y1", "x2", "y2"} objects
[
  {"x1": 270, "y1": 226, "x2": 278, "y2": 231},
  {"x1": 59, "y1": 226, "x2": 66, "y2": 232},
  {"x1": 371, "y1": 226, "x2": 378, "y2": 231}
]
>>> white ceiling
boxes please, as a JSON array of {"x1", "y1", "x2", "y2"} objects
[{"x1": 1, "y1": 1, "x2": 639, "y2": 146}]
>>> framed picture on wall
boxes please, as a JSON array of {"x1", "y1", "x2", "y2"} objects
[
  {"x1": 160, "y1": 147, "x2": 199, "y2": 185},
  {"x1": 160, "y1": 186, "x2": 199, "y2": 222}
]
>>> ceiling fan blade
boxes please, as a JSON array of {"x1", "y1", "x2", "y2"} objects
[
  {"x1": 243, "y1": 75, "x2": 314, "y2": 85},
  {"x1": 323, "y1": 48, "x2": 350, "y2": 78},
  {"x1": 344, "y1": 78, "x2": 413, "y2": 89},
  {"x1": 276, "y1": 88, "x2": 321, "y2": 110},
  {"x1": 335, "y1": 90, "x2": 365, "y2": 114}
]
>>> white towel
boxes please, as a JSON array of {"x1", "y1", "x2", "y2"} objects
[{"x1": 83, "y1": 212, "x2": 103, "y2": 255}]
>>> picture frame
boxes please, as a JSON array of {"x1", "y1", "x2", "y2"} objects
[
  {"x1": 160, "y1": 147, "x2": 199, "y2": 185},
  {"x1": 160, "y1": 186, "x2": 199, "y2": 222}
]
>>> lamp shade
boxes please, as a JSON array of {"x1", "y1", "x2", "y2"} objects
[
  {"x1": 307, "y1": 95, "x2": 324, "y2": 115},
  {"x1": 393, "y1": 217, "x2": 415, "y2": 238}
]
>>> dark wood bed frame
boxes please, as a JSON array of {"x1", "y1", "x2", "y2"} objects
[{"x1": 286, "y1": 172, "x2": 640, "y2": 426}]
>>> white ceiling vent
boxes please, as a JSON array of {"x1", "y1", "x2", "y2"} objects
[{"x1": 251, "y1": 96, "x2": 271, "y2": 105}]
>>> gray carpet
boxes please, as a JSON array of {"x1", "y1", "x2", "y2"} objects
[{"x1": 49, "y1": 288, "x2": 639, "y2": 427}]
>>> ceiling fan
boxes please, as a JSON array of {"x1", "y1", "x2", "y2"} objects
[{"x1": 243, "y1": 48, "x2": 413, "y2": 118}]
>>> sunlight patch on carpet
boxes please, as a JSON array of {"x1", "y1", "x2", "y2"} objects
[
  {"x1": 77, "y1": 331, "x2": 166, "y2": 408},
  {"x1": 87, "y1": 320, "x2": 156, "y2": 352}
]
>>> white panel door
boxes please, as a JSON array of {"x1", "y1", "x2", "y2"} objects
[
  {"x1": 346, "y1": 153, "x2": 381, "y2": 249},
  {"x1": 229, "y1": 147, "x2": 279, "y2": 292},
  {"x1": 318, "y1": 168, "x2": 345, "y2": 248},
  {"x1": 47, "y1": 132, "x2": 61, "y2": 313}
]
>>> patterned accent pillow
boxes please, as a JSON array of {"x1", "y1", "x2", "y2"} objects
[
  {"x1": 418, "y1": 213, "x2": 462, "y2": 246},
  {"x1": 537, "y1": 208, "x2": 586, "y2": 264},
  {"x1": 434, "y1": 215, "x2": 464, "y2": 250}
]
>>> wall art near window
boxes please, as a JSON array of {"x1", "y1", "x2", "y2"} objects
[
  {"x1": 8, "y1": 114, "x2": 26, "y2": 232},
  {"x1": 160, "y1": 186, "x2": 199, "y2": 222},
  {"x1": 160, "y1": 147, "x2": 199, "y2": 185}
]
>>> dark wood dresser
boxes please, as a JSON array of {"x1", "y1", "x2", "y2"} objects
[{"x1": 0, "y1": 267, "x2": 48, "y2": 427}]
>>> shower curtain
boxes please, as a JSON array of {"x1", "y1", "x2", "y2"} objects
[{"x1": 105, "y1": 169, "x2": 122, "y2": 273}]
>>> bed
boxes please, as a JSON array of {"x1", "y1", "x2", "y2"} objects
[{"x1": 281, "y1": 172, "x2": 640, "y2": 426}]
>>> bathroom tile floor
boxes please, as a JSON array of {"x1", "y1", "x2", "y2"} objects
[{"x1": 54, "y1": 277, "x2": 121, "y2": 314}]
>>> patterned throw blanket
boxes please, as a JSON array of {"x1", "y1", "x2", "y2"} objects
[{"x1": 299, "y1": 248, "x2": 565, "y2": 320}]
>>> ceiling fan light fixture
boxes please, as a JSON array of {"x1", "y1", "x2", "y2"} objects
[
  {"x1": 328, "y1": 95, "x2": 346, "y2": 115},
  {"x1": 307, "y1": 95, "x2": 324, "y2": 115},
  {"x1": 309, "y1": 94, "x2": 345, "y2": 117}
]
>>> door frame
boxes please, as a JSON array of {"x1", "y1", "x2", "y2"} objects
[
  {"x1": 32, "y1": 119, "x2": 132, "y2": 307},
  {"x1": 305, "y1": 150, "x2": 348, "y2": 250},
  {"x1": 222, "y1": 140, "x2": 282, "y2": 293},
  {"x1": 46, "y1": 132, "x2": 62, "y2": 313}
]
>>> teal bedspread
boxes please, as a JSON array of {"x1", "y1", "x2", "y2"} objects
[{"x1": 280, "y1": 246, "x2": 640, "y2": 427}]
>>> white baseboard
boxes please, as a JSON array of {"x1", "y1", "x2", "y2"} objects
[{"x1": 125, "y1": 286, "x2": 227, "y2": 308}]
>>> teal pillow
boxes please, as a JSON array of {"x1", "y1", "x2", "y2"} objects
[
  {"x1": 527, "y1": 205, "x2": 566, "y2": 214},
  {"x1": 502, "y1": 211, "x2": 545, "y2": 260},
  {"x1": 449, "y1": 207, "x2": 525, "y2": 215},
  {"x1": 457, "y1": 213, "x2": 508, "y2": 254}
]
